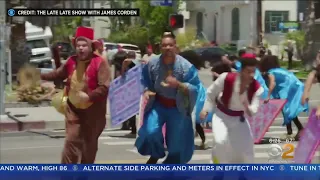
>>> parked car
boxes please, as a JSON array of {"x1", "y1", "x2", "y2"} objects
[
  {"x1": 193, "y1": 47, "x2": 236, "y2": 66},
  {"x1": 53, "y1": 42, "x2": 74, "y2": 60},
  {"x1": 104, "y1": 42, "x2": 119, "y2": 51},
  {"x1": 27, "y1": 39, "x2": 52, "y2": 68},
  {"x1": 118, "y1": 43, "x2": 142, "y2": 60}
]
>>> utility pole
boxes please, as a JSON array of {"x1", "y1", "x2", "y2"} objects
[
  {"x1": 172, "y1": 0, "x2": 179, "y2": 35},
  {"x1": 257, "y1": 0, "x2": 262, "y2": 45},
  {"x1": 0, "y1": 0, "x2": 7, "y2": 118}
]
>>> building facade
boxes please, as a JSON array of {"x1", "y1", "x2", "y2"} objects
[
  {"x1": 93, "y1": 1, "x2": 111, "y2": 39},
  {"x1": 199, "y1": 0, "x2": 258, "y2": 48},
  {"x1": 261, "y1": 0, "x2": 298, "y2": 56}
]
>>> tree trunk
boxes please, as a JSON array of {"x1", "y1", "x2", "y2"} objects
[
  {"x1": 10, "y1": 23, "x2": 29, "y2": 78},
  {"x1": 9, "y1": 0, "x2": 62, "y2": 78},
  {"x1": 302, "y1": 0, "x2": 316, "y2": 69}
]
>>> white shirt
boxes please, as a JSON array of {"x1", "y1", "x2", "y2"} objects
[
  {"x1": 203, "y1": 72, "x2": 264, "y2": 115},
  {"x1": 142, "y1": 53, "x2": 156, "y2": 62}
]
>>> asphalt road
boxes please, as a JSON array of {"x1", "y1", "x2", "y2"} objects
[
  {"x1": 1, "y1": 68, "x2": 320, "y2": 164},
  {"x1": 1, "y1": 129, "x2": 319, "y2": 164}
]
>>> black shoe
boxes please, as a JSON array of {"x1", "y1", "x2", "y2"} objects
[{"x1": 146, "y1": 157, "x2": 158, "y2": 164}]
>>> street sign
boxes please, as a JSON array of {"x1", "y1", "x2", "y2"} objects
[
  {"x1": 278, "y1": 21, "x2": 299, "y2": 30},
  {"x1": 278, "y1": 22, "x2": 284, "y2": 30},
  {"x1": 150, "y1": 0, "x2": 173, "y2": 6}
]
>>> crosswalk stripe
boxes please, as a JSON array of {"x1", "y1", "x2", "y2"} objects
[
  {"x1": 125, "y1": 144, "x2": 299, "y2": 152},
  {"x1": 97, "y1": 131, "x2": 294, "y2": 141},
  {"x1": 101, "y1": 130, "x2": 131, "y2": 135},
  {"x1": 126, "y1": 148, "x2": 320, "y2": 162},
  {"x1": 99, "y1": 132, "x2": 297, "y2": 145},
  {"x1": 103, "y1": 138, "x2": 299, "y2": 147},
  {"x1": 53, "y1": 129, "x2": 130, "y2": 135},
  {"x1": 102, "y1": 138, "x2": 216, "y2": 145},
  {"x1": 99, "y1": 136, "x2": 119, "y2": 140}
]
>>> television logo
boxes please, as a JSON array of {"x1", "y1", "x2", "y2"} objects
[{"x1": 267, "y1": 144, "x2": 295, "y2": 163}]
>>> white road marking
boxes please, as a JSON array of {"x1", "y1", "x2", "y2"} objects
[
  {"x1": 101, "y1": 130, "x2": 297, "y2": 146},
  {"x1": 126, "y1": 147, "x2": 320, "y2": 160},
  {"x1": 104, "y1": 141, "x2": 138, "y2": 146},
  {"x1": 103, "y1": 138, "x2": 215, "y2": 146},
  {"x1": 0, "y1": 145, "x2": 62, "y2": 151},
  {"x1": 52, "y1": 130, "x2": 130, "y2": 135},
  {"x1": 99, "y1": 136, "x2": 119, "y2": 140}
]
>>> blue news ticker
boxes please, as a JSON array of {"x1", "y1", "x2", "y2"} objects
[
  {"x1": 0, "y1": 164, "x2": 319, "y2": 172},
  {"x1": 1, "y1": 164, "x2": 320, "y2": 180}
]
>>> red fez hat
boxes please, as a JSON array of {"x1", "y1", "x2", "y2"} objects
[
  {"x1": 71, "y1": 26, "x2": 94, "y2": 47},
  {"x1": 75, "y1": 26, "x2": 94, "y2": 40},
  {"x1": 241, "y1": 53, "x2": 256, "y2": 59}
]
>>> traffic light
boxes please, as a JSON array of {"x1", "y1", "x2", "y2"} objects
[{"x1": 169, "y1": 14, "x2": 184, "y2": 28}]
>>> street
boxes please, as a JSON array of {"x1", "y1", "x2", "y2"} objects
[{"x1": 1, "y1": 68, "x2": 320, "y2": 164}]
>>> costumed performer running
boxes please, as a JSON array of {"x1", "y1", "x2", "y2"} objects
[
  {"x1": 135, "y1": 32, "x2": 201, "y2": 164},
  {"x1": 260, "y1": 55, "x2": 308, "y2": 140},
  {"x1": 222, "y1": 50, "x2": 269, "y2": 99},
  {"x1": 41, "y1": 26, "x2": 111, "y2": 163},
  {"x1": 178, "y1": 50, "x2": 211, "y2": 149},
  {"x1": 201, "y1": 57, "x2": 264, "y2": 163}
]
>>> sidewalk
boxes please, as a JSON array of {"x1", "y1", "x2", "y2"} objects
[{"x1": 1, "y1": 106, "x2": 111, "y2": 132}]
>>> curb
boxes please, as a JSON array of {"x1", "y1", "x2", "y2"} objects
[
  {"x1": 0, "y1": 127, "x2": 124, "y2": 138},
  {"x1": 0, "y1": 113, "x2": 113, "y2": 132},
  {"x1": 0, "y1": 113, "x2": 46, "y2": 132},
  {"x1": 5, "y1": 101, "x2": 51, "y2": 108}
]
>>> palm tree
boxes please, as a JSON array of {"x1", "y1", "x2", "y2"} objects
[
  {"x1": 302, "y1": 0, "x2": 316, "y2": 68},
  {"x1": 7, "y1": 0, "x2": 62, "y2": 77}
]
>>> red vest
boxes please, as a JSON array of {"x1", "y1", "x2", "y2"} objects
[
  {"x1": 64, "y1": 54, "x2": 104, "y2": 95},
  {"x1": 221, "y1": 72, "x2": 260, "y2": 108}
]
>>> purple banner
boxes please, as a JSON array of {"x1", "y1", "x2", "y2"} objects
[
  {"x1": 247, "y1": 99, "x2": 286, "y2": 144},
  {"x1": 294, "y1": 109, "x2": 320, "y2": 163},
  {"x1": 109, "y1": 65, "x2": 143, "y2": 127}
]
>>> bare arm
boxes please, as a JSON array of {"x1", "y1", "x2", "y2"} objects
[
  {"x1": 221, "y1": 56, "x2": 235, "y2": 68},
  {"x1": 266, "y1": 74, "x2": 276, "y2": 99},
  {"x1": 202, "y1": 72, "x2": 227, "y2": 113},
  {"x1": 121, "y1": 59, "x2": 135, "y2": 75},
  {"x1": 302, "y1": 70, "x2": 317, "y2": 101}
]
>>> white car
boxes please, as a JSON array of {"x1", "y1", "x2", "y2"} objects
[
  {"x1": 104, "y1": 42, "x2": 119, "y2": 51},
  {"x1": 118, "y1": 43, "x2": 142, "y2": 60},
  {"x1": 27, "y1": 39, "x2": 52, "y2": 68}
]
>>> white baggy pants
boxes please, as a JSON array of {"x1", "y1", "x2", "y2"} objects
[{"x1": 210, "y1": 109, "x2": 254, "y2": 164}]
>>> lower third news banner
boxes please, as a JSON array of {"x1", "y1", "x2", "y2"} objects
[
  {"x1": 1, "y1": 164, "x2": 320, "y2": 180},
  {"x1": 7, "y1": 8, "x2": 140, "y2": 16}
]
